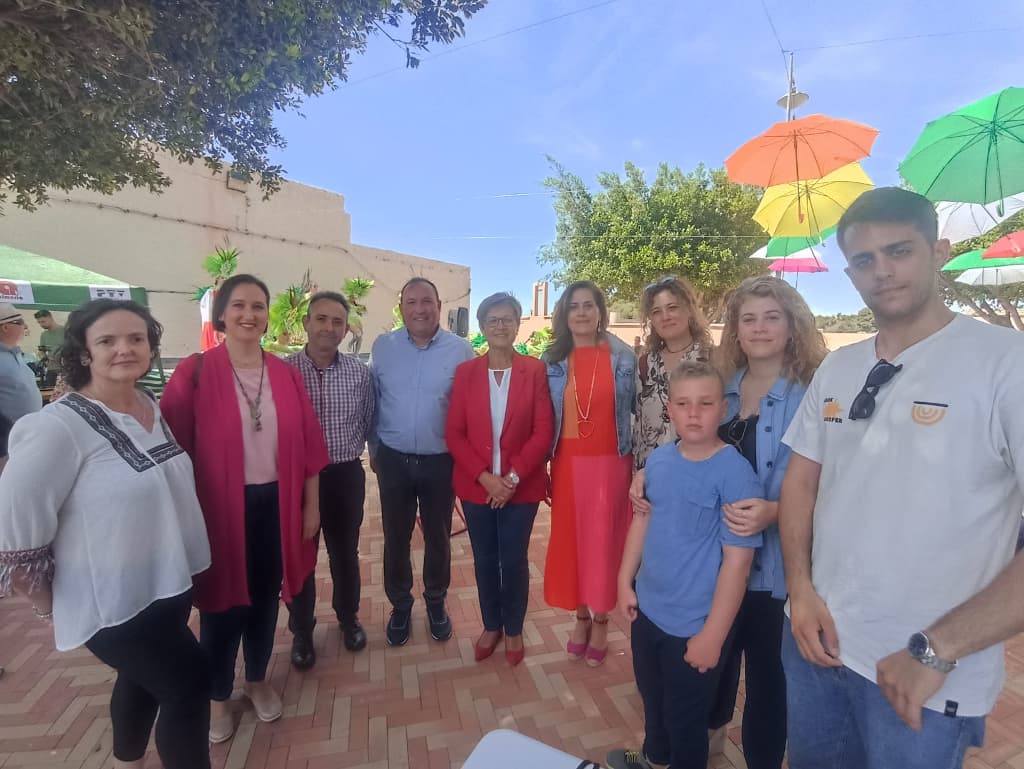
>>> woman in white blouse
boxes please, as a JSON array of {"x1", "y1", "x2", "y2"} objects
[
  {"x1": 445, "y1": 293, "x2": 554, "y2": 666},
  {"x1": 0, "y1": 300, "x2": 212, "y2": 769}
]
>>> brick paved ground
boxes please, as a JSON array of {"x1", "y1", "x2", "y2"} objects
[{"x1": 2, "y1": 459, "x2": 1023, "y2": 768}]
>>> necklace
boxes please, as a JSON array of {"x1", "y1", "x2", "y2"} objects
[
  {"x1": 664, "y1": 340, "x2": 697, "y2": 355},
  {"x1": 572, "y1": 349, "x2": 599, "y2": 439},
  {"x1": 230, "y1": 354, "x2": 265, "y2": 431}
]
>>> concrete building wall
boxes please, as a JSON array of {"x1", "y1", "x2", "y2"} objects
[{"x1": 1, "y1": 156, "x2": 469, "y2": 359}]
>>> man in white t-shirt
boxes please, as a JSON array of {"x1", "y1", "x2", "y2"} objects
[{"x1": 780, "y1": 187, "x2": 1024, "y2": 769}]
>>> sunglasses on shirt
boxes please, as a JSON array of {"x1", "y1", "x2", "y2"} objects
[
  {"x1": 848, "y1": 360, "x2": 903, "y2": 421},
  {"x1": 725, "y1": 417, "x2": 751, "y2": 449}
]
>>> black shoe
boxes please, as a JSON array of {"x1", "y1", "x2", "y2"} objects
[
  {"x1": 342, "y1": 618, "x2": 367, "y2": 652},
  {"x1": 386, "y1": 610, "x2": 411, "y2": 647},
  {"x1": 290, "y1": 634, "x2": 316, "y2": 671},
  {"x1": 427, "y1": 604, "x2": 453, "y2": 641}
]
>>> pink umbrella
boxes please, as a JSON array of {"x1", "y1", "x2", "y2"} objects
[
  {"x1": 983, "y1": 230, "x2": 1024, "y2": 259},
  {"x1": 768, "y1": 256, "x2": 828, "y2": 273}
]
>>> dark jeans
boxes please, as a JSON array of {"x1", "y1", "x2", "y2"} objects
[
  {"x1": 376, "y1": 443, "x2": 454, "y2": 612},
  {"x1": 200, "y1": 482, "x2": 283, "y2": 701},
  {"x1": 85, "y1": 590, "x2": 210, "y2": 768},
  {"x1": 632, "y1": 610, "x2": 730, "y2": 769},
  {"x1": 709, "y1": 590, "x2": 788, "y2": 769},
  {"x1": 462, "y1": 500, "x2": 538, "y2": 636},
  {"x1": 288, "y1": 460, "x2": 366, "y2": 638}
]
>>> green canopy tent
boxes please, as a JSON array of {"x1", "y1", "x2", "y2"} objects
[
  {"x1": 0, "y1": 245, "x2": 167, "y2": 394},
  {"x1": 0, "y1": 245, "x2": 148, "y2": 310}
]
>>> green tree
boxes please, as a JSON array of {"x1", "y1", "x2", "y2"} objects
[
  {"x1": 341, "y1": 277, "x2": 374, "y2": 353},
  {"x1": 814, "y1": 307, "x2": 876, "y2": 333},
  {"x1": 939, "y1": 211, "x2": 1024, "y2": 330},
  {"x1": 540, "y1": 158, "x2": 768, "y2": 321},
  {"x1": 191, "y1": 246, "x2": 240, "y2": 302},
  {"x1": 266, "y1": 269, "x2": 313, "y2": 351},
  {"x1": 1, "y1": 0, "x2": 486, "y2": 210}
]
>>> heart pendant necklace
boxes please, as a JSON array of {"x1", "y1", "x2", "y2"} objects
[{"x1": 572, "y1": 350, "x2": 599, "y2": 440}]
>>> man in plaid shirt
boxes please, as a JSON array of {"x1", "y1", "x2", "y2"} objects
[{"x1": 284, "y1": 291, "x2": 374, "y2": 670}]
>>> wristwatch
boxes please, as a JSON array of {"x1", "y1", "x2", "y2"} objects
[
  {"x1": 508, "y1": 470, "x2": 520, "y2": 485},
  {"x1": 907, "y1": 631, "x2": 957, "y2": 673}
]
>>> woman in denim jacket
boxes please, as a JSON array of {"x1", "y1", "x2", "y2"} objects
[
  {"x1": 707, "y1": 276, "x2": 827, "y2": 768},
  {"x1": 543, "y1": 281, "x2": 636, "y2": 667}
]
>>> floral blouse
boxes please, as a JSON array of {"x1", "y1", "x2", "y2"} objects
[{"x1": 633, "y1": 343, "x2": 708, "y2": 470}]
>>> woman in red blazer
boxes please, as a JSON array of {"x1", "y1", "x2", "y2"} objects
[{"x1": 446, "y1": 293, "x2": 554, "y2": 666}]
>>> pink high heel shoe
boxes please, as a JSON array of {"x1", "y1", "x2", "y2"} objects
[{"x1": 567, "y1": 613, "x2": 591, "y2": 660}]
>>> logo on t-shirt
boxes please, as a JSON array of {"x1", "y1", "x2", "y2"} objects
[
  {"x1": 911, "y1": 401, "x2": 948, "y2": 426},
  {"x1": 823, "y1": 398, "x2": 844, "y2": 423}
]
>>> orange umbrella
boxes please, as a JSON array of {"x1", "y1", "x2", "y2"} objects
[{"x1": 726, "y1": 114, "x2": 879, "y2": 187}]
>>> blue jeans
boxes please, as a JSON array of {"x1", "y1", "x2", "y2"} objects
[
  {"x1": 782, "y1": 620, "x2": 985, "y2": 769},
  {"x1": 462, "y1": 501, "x2": 538, "y2": 635}
]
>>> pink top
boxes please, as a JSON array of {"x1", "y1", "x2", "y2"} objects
[{"x1": 233, "y1": 366, "x2": 279, "y2": 484}]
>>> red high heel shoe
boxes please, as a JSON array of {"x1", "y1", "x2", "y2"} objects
[
  {"x1": 474, "y1": 630, "x2": 503, "y2": 662},
  {"x1": 505, "y1": 635, "x2": 525, "y2": 667}
]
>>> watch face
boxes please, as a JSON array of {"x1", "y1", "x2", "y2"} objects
[{"x1": 908, "y1": 632, "x2": 929, "y2": 658}]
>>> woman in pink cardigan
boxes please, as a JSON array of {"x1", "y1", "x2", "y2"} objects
[{"x1": 162, "y1": 274, "x2": 328, "y2": 744}]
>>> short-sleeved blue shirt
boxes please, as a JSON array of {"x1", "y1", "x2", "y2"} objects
[{"x1": 636, "y1": 441, "x2": 764, "y2": 638}]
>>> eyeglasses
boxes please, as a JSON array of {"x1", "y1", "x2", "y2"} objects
[
  {"x1": 849, "y1": 359, "x2": 903, "y2": 421},
  {"x1": 484, "y1": 316, "x2": 517, "y2": 329},
  {"x1": 2, "y1": 318, "x2": 25, "y2": 327}
]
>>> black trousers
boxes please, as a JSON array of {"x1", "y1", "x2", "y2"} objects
[
  {"x1": 708, "y1": 590, "x2": 788, "y2": 769},
  {"x1": 288, "y1": 459, "x2": 366, "y2": 637},
  {"x1": 85, "y1": 590, "x2": 210, "y2": 768},
  {"x1": 375, "y1": 443, "x2": 454, "y2": 612},
  {"x1": 200, "y1": 482, "x2": 283, "y2": 701},
  {"x1": 632, "y1": 610, "x2": 731, "y2": 769}
]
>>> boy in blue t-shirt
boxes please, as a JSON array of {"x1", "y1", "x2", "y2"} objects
[{"x1": 607, "y1": 361, "x2": 763, "y2": 769}]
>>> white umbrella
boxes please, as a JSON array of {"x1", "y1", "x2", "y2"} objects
[
  {"x1": 955, "y1": 265, "x2": 1024, "y2": 286},
  {"x1": 936, "y1": 194, "x2": 1024, "y2": 244}
]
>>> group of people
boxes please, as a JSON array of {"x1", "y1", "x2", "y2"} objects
[{"x1": 0, "y1": 186, "x2": 1023, "y2": 769}]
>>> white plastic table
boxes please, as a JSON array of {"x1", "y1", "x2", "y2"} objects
[{"x1": 463, "y1": 729, "x2": 591, "y2": 768}]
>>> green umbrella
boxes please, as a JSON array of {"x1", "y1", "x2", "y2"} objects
[
  {"x1": 749, "y1": 226, "x2": 837, "y2": 259},
  {"x1": 941, "y1": 249, "x2": 1024, "y2": 271},
  {"x1": 900, "y1": 87, "x2": 1024, "y2": 206}
]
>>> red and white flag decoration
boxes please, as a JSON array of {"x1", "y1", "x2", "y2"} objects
[{"x1": 199, "y1": 287, "x2": 220, "y2": 351}]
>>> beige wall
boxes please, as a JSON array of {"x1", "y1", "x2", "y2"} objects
[{"x1": 1, "y1": 156, "x2": 469, "y2": 358}]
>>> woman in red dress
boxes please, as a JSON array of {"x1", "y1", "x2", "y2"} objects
[{"x1": 542, "y1": 281, "x2": 636, "y2": 667}]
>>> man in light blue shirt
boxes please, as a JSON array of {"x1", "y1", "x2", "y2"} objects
[
  {"x1": 370, "y1": 278, "x2": 473, "y2": 647},
  {"x1": 0, "y1": 303, "x2": 43, "y2": 428}
]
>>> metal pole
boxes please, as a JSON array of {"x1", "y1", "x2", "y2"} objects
[{"x1": 786, "y1": 52, "x2": 795, "y2": 121}]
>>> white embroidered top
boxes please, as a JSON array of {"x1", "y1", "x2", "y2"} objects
[{"x1": 0, "y1": 393, "x2": 211, "y2": 650}]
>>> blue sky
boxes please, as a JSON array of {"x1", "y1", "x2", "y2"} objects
[{"x1": 270, "y1": 0, "x2": 1024, "y2": 318}]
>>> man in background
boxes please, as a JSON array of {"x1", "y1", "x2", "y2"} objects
[{"x1": 34, "y1": 310, "x2": 64, "y2": 368}]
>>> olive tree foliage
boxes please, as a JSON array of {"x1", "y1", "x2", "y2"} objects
[
  {"x1": 539, "y1": 157, "x2": 768, "y2": 321},
  {"x1": 0, "y1": 0, "x2": 486, "y2": 210}
]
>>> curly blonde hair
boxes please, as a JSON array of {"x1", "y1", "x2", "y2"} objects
[
  {"x1": 640, "y1": 276, "x2": 713, "y2": 355},
  {"x1": 716, "y1": 276, "x2": 827, "y2": 385}
]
